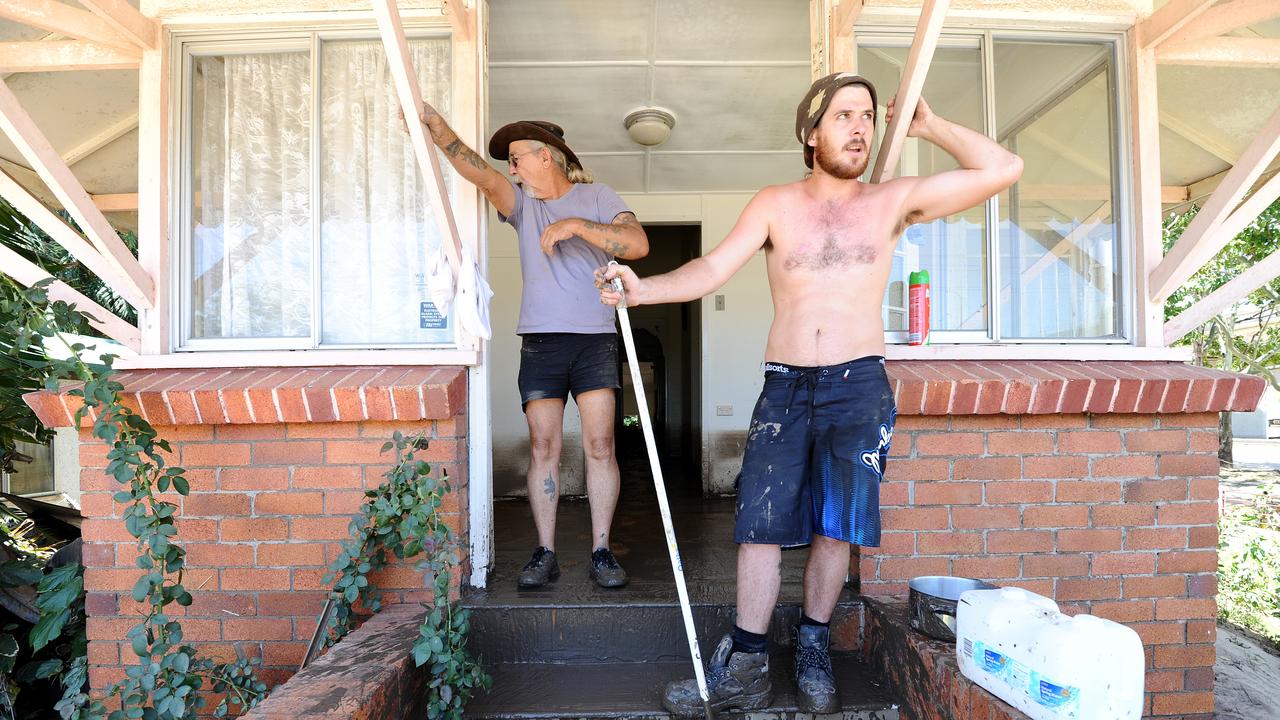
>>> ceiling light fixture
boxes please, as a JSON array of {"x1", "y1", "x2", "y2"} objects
[{"x1": 624, "y1": 107, "x2": 676, "y2": 147}]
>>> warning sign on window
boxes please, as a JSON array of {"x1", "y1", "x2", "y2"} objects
[{"x1": 420, "y1": 302, "x2": 447, "y2": 329}]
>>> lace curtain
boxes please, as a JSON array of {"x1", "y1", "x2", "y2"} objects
[{"x1": 190, "y1": 38, "x2": 455, "y2": 345}]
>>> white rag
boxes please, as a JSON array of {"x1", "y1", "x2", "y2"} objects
[
  {"x1": 425, "y1": 244, "x2": 454, "y2": 317},
  {"x1": 454, "y1": 243, "x2": 493, "y2": 340}
]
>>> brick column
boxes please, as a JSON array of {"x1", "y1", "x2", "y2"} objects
[
  {"x1": 862, "y1": 361, "x2": 1261, "y2": 720},
  {"x1": 26, "y1": 367, "x2": 468, "y2": 693}
]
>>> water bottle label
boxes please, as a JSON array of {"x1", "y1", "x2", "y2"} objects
[{"x1": 971, "y1": 642, "x2": 1081, "y2": 717}]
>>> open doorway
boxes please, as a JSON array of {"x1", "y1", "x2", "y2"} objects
[{"x1": 616, "y1": 224, "x2": 702, "y2": 498}]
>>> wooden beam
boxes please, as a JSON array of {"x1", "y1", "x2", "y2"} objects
[
  {"x1": 0, "y1": 168, "x2": 146, "y2": 307},
  {"x1": 0, "y1": 41, "x2": 139, "y2": 73},
  {"x1": 870, "y1": 0, "x2": 949, "y2": 183},
  {"x1": 1136, "y1": 0, "x2": 1216, "y2": 49},
  {"x1": 1015, "y1": 184, "x2": 1186, "y2": 203},
  {"x1": 91, "y1": 192, "x2": 137, "y2": 212},
  {"x1": 64, "y1": 112, "x2": 138, "y2": 166},
  {"x1": 810, "y1": 0, "x2": 827, "y2": 80},
  {"x1": 0, "y1": 0, "x2": 135, "y2": 51},
  {"x1": 138, "y1": 43, "x2": 169, "y2": 355},
  {"x1": 441, "y1": 0, "x2": 473, "y2": 40},
  {"x1": 1163, "y1": 0, "x2": 1280, "y2": 48},
  {"x1": 77, "y1": 0, "x2": 156, "y2": 51},
  {"x1": 0, "y1": 78, "x2": 153, "y2": 308},
  {"x1": 1151, "y1": 104, "x2": 1280, "y2": 302},
  {"x1": 1129, "y1": 26, "x2": 1165, "y2": 347},
  {"x1": 830, "y1": 0, "x2": 863, "y2": 72},
  {"x1": 0, "y1": 243, "x2": 140, "y2": 351},
  {"x1": 1185, "y1": 159, "x2": 1280, "y2": 208},
  {"x1": 371, "y1": 0, "x2": 463, "y2": 278},
  {"x1": 1158, "y1": 38, "x2": 1280, "y2": 67}
]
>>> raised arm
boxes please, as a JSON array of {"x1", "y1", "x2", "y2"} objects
[
  {"x1": 416, "y1": 100, "x2": 516, "y2": 217},
  {"x1": 887, "y1": 96, "x2": 1023, "y2": 231},
  {"x1": 596, "y1": 189, "x2": 775, "y2": 307}
]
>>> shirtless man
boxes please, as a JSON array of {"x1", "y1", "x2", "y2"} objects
[{"x1": 597, "y1": 73, "x2": 1022, "y2": 715}]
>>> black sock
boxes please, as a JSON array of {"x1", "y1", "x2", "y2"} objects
[
  {"x1": 731, "y1": 625, "x2": 768, "y2": 655},
  {"x1": 800, "y1": 614, "x2": 829, "y2": 628}
]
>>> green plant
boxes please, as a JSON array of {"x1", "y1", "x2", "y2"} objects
[
  {"x1": 323, "y1": 432, "x2": 490, "y2": 719},
  {"x1": 1, "y1": 278, "x2": 268, "y2": 719}
]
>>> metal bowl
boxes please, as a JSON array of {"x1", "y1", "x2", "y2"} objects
[{"x1": 908, "y1": 576, "x2": 997, "y2": 642}]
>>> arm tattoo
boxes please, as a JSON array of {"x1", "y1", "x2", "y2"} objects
[
  {"x1": 605, "y1": 240, "x2": 627, "y2": 256},
  {"x1": 443, "y1": 137, "x2": 491, "y2": 172}
]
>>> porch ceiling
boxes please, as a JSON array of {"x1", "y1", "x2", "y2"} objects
[{"x1": 0, "y1": 0, "x2": 1272, "y2": 211}]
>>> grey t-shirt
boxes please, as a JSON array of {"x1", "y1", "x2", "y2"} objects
[{"x1": 499, "y1": 180, "x2": 632, "y2": 335}]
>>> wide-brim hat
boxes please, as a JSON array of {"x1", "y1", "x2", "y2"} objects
[
  {"x1": 488, "y1": 120, "x2": 583, "y2": 171},
  {"x1": 796, "y1": 73, "x2": 878, "y2": 169}
]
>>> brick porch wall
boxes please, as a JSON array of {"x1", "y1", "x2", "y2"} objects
[{"x1": 25, "y1": 367, "x2": 468, "y2": 694}]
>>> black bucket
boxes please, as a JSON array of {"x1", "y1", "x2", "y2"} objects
[{"x1": 908, "y1": 576, "x2": 996, "y2": 642}]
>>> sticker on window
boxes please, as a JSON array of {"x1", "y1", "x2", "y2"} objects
[{"x1": 420, "y1": 302, "x2": 447, "y2": 330}]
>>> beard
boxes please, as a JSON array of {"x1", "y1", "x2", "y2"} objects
[{"x1": 814, "y1": 139, "x2": 869, "y2": 180}]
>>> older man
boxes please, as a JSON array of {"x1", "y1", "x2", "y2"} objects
[
  {"x1": 598, "y1": 74, "x2": 1022, "y2": 715},
  {"x1": 416, "y1": 102, "x2": 648, "y2": 589}
]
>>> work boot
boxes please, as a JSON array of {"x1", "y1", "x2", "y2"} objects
[
  {"x1": 517, "y1": 546, "x2": 559, "y2": 588},
  {"x1": 662, "y1": 634, "x2": 771, "y2": 717},
  {"x1": 589, "y1": 547, "x2": 628, "y2": 588},
  {"x1": 794, "y1": 624, "x2": 839, "y2": 713}
]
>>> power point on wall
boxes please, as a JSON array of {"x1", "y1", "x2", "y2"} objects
[
  {"x1": 716, "y1": 405, "x2": 733, "y2": 416},
  {"x1": 715, "y1": 295, "x2": 725, "y2": 311}
]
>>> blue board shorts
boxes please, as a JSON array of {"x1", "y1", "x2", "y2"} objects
[{"x1": 734, "y1": 356, "x2": 896, "y2": 548}]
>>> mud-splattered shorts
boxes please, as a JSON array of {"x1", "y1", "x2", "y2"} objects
[
  {"x1": 517, "y1": 332, "x2": 620, "y2": 409},
  {"x1": 734, "y1": 356, "x2": 896, "y2": 548}
]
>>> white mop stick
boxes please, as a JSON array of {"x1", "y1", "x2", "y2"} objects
[{"x1": 610, "y1": 262, "x2": 713, "y2": 719}]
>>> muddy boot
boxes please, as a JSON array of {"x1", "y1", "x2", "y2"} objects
[
  {"x1": 794, "y1": 624, "x2": 839, "y2": 713},
  {"x1": 589, "y1": 548, "x2": 628, "y2": 588},
  {"x1": 517, "y1": 546, "x2": 559, "y2": 589},
  {"x1": 662, "y1": 635, "x2": 771, "y2": 717}
]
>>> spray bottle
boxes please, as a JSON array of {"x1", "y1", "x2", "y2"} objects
[{"x1": 908, "y1": 269, "x2": 930, "y2": 346}]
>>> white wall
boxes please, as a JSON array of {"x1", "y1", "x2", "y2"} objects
[{"x1": 487, "y1": 192, "x2": 772, "y2": 497}]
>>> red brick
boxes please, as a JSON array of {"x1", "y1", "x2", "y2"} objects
[
  {"x1": 223, "y1": 568, "x2": 290, "y2": 591},
  {"x1": 1188, "y1": 524, "x2": 1218, "y2": 548},
  {"x1": 87, "y1": 642, "x2": 120, "y2": 665},
  {"x1": 1189, "y1": 478, "x2": 1219, "y2": 501},
  {"x1": 216, "y1": 424, "x2": 287, "y2": 441},
  {"x1": 1057, "y1": 529, "x2": 1123, "y2": 552},
  {"x1": 286, "y1": 422, "x2": 360, "y2": 439},
  {"x1": 220, "y1": 467, "x2": 288, "y2": 491},
  {"x1": 221, "y1": 518, "x2": 288, "y2": 542},
  {"x1": 1024, "y1": 554, "x2": 1088, "y2": 577},
  {"x1": 1058, "y1": 431, "x2": 1122, "y2": 453},
  {"x1": 1093, "y1": 455, "x2": 1156, "y2": 478},
  {"x1": 879, "y1": 481, "x2": 910, "y2": 507},
  {"x1": 291, "y1": 465, "x2": 363, "y2": 489},
  {"x1": 183, "y1": 492, "x2": 252, "y2": 517},
  {"x1": 1003, "y1": 578, "x2": 1054, "y2": 596},
  {"x1": 224, "y1": 618, "x2": 294, "y2": 641},
  {"x1": 882, "y1": 507, "x2": 949, "y2": 530},
  {"x1": 260, "y1": 592, "x2": 327, "y2": 617},
  {"x1": 1160, "y1": 455, "x2": 1221, "y2": 477},
  {"x1": 258, "y1": 542, "x2": 327, "y2": 566},
  {"x1": 291, "y1": 516, "x2": 354, "y2": 540},
  {"x1": 952, "y1": 457, "x2": 1020, "y2": 480},
  {"x1": 1145, "y1": 669, "x2": 1185, "y2": 693},
  {"x1": 952, "y1": 506, "x2": 1020, "y2": 529},
  {"x1": 1189, "y1": 430, "x2": 1218, "y2": 452},
  {"x1": 1056, "y1": 577, "x2": 1120, "y2": 601},
  {"x1": 1056, "y1": 480, "x2": 1121, "y2": 503},
  {"x1": 1091, "y1": 552, "x2": 1156, "y2": 575},
  {"x1": 1186, "y1": 619, "x2": 1216, "y2": 644},
  {"x1": 1025, "y1": 456, "x2": 1089, "y2": 479},
  {"x1": 916, "y1": 432, "x2": 983, "y2": 456},
  {"x1": 1091, "y1": 600, "x2": 1155, "y2": 623},
  {"x1": 1023, "y1": 414, "x2": 1089, "y2": 430},
  {"x1": 987, "y1": 431, "x2": 1053, "y2": 455},
  {"x1": 1123, "y1": 479, "x2": 1189, "y2": 502},
  {"x1": 1155, "y1": 598, "x2": 1217, "y2": 621},
  {"x1": 1154, "y1": 644, "x2": 1216, "y2": 669},
  {"x1": 1091, "y1": 414, "x2": 1154, "y2": 429},
  {"x1": 290, "y1": 567, "x2": 333, "y2": 591},
  {"x1": 262, "y1": 642, "x2": 309, "y2": 667},
  {"x1": 185, "y1": 593, "x2": 257, "y2": 617},
  {"x1": 1126, "y1": 430, "x2": 1188, "y2": 453},
  {"x1": 985, "y1": 481, "x2": 1054, "y2": 505},
  {"x1": 917, "y1": 531, "x2": 984, "y2": 554},
  {"x1": 878, "y1": 556, "x2": 951, "y2": 580},
  {"x1": 1184, "y1": 666, "x2": 1215, "y2": 690},
  {"x1": 255, "y1": 491, "x2": 324, "y2": 515},
  {"x1": 323, "y1": 491, "x2": 368, "y2": 514},
  {"x1": 953, "y1": 555, "x2": 1020, "y2": 579},
  {"x1": 1162, "y1": 548, "x2": 1218, "y2": 571},
  {"x1": 987, "y1": 530, "x2": 1053, "y2": 553},
  {"x1": 181, "y1": 443, "x2": 251, "y2": 467},
  {"x1": 1161, "y1": 412, "x2": 1220, "y2": 428},
  {"x1": 1126, "y1": 527, "x2": 1187, "y2": 550},
  {"x1": 253, "y1": 441, "x2": 325, "y2": 465},
  {"x1": 916, "y1": 482, "x2": 983, "y2": 506},
  {"x1": 1157, "y1": 502, "x2": 1217, "y2": 525},
  {"x1": 1132, "y1": 621, "x2": 1186, "y2": 645},
  {"x1": 1023, "y1": 505, "x2": 1089, "y2": 528},
  {"x1": 1125, "y1": 575, "x2": 1186, "y2": 598},
  {"x1": 950, "y1": 414, "x2": 1018, "y2": 430},
  {"x1": 1188, "y1": 573, "x2": 1217, "y2": 597},
  {"x1": 865, "y1": 532, "x2": 915, "y2": 556},
  {"x1": 1092, "y1": 504, "x2": 1156, "y2": 527},
  {"x1": 326, "y1": 440, "x2": 395, "y2": 464},
  {"x1": 186, "y1": 543, "x2": 254, "y2": 567}
]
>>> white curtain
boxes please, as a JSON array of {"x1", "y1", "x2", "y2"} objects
[
  {"x1": 320, "y1": 39, "x2": 455, "y2": 345},
  {"x1": 190, "y1": 39, "x2": 455, "y2": 345},
  {"x1": 192, "y1": 53, "x2": 313, "y2": 339}
]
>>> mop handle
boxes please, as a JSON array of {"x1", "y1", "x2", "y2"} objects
[{"x1": 608, "y1": 262, "x2": 713, "y2": 718}]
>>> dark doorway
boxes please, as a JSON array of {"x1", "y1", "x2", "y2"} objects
[{"x1": 616, "y1": 224, "x2": 702, "y2": 497}]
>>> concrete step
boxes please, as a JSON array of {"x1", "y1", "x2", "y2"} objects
[{"x1": 466, "y1": 653, "x2": 901, "y2": 719}]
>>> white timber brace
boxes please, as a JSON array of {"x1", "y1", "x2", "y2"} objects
[{"x1": 869, "y1": 0, "x2": 950, "y2": 183}]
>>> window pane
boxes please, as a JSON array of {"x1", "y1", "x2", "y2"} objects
[
  {"x1": 6, "y1": 441, "x2": 53, "y2": 496},
  {"x1": 190, "y1": 52, "x2": 313, "y2": 340},
  {"x1": 858, "y1": 44, "x2": 988, "y2": 334},
  {"x1": 319, "y1": 39, "x2": 456, "y2": 345},
  {"x1": 995, "y1": 41, "x2": 1120, "y2": 339}
]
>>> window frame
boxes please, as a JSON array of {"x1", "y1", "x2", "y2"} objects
[
  {"x1": 171, "y1": 24, "x2": 473, "y2": 356},
  {"x1": 858, "y1": 28, "x2": 1135, "y2": 346}
]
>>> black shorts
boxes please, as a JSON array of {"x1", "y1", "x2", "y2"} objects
[
  {"x1": 517, "y1": 333, "x2": 620, "y2": 409},
  {"x1": 734, "y1": 356, "x2": 896, "y2": 548}
]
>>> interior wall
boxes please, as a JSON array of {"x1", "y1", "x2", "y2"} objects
[{"x1": 487, "y1": 192, "x2": 771, "y2": 498}]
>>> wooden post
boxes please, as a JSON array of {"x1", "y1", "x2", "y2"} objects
[
  {"x1": 870, "y1": 0, "x2": 950, "y2": 183},
  {"x1": 1129, "y1": 27, "x2": 1166, "y2": 347},
  {"x1": 138, "y1": 36, "x2": 169, "y2": 354}
]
